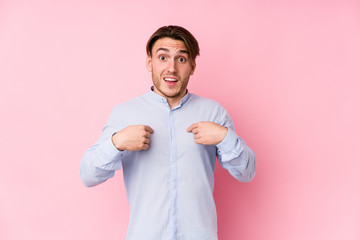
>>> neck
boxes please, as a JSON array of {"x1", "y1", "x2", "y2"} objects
[
  {"x1": 167, "y1": 97, "x2": 181, "y2": 109},
  {"x1": 151, "y1": 87, "x2": 188, "y2": 109}
]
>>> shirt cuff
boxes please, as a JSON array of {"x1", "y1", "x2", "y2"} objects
[
  {"x1": 99, "y1": 133, "x2": 126, "y2": 164},
  {"x1": 216, "y1": 128, "x2": 243, "y2": 162}
]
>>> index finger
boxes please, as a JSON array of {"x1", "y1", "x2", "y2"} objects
[
  {"x1": 187, "y1": 123, "x2": 198, "y2": 132},
  {"x1": 144, "y1": 125, "x2": 154, "y2": 134}
]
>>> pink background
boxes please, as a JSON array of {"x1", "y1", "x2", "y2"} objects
[{"x1": 1, "y1": 0, "x2": 359, "y2": 239}]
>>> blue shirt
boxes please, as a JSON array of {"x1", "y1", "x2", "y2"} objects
[{"x1": 80, "y1": 89, "x2": 256, "y2": 240}]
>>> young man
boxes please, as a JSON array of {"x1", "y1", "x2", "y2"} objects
[{"x1": 81, "y1": 25, "x2": 256, "y2": 240}]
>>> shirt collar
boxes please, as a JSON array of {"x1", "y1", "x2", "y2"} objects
[{"x1": 148, "y1": 86, "x2": 190, "y2": 109}]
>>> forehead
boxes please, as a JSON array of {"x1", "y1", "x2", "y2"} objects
[{"x1": 152, "y1": 37, "x2": 187, "y2": 54}]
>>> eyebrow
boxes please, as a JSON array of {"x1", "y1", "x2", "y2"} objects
[{"x1": 156, "y1": 47, "x2": 189, "y2": 55}]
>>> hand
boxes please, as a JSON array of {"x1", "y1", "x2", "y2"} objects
[
  {"x1": 112, "y1": 125, "x2": 154, "y2": 151},
  {"x1": 187, "y1": 121, "x2": 228, "y2": 145}
]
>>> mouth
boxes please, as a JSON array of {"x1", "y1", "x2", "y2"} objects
[
  {"x1": 163, "y1": 77, "x2": 178, "y2": 82},
  {"x1": 163, "y1": 77, "x2": 178, "y2": 86}
]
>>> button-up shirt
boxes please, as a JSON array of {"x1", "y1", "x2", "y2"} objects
[{"x1": 80, "y1": 89, "x2": 256, "y2": 240}]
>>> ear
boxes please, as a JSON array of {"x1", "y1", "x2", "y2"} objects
[
  {"x1": 190, "y1": 61, "x2": 196, "y2": 75},
  {"x1": 146, "y1": 55, "x2": 152, "y2": 72}
]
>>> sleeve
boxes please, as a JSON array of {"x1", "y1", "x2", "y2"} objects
[
  {"x1": 80, "y1": 106, "x2": 126, "y2": 187},
  {"x1": 215, "y1": 105, "x2": 256, "y2": 183}
]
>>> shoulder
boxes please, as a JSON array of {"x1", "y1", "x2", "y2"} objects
[
  {"x1": 188, "y1": 93, "x2": 232, "y2": 119},
  {"x1": 186, "y1": 93, "x2": 232, "y2": 125},
  {"x1": 105, "y1": 93, "x2": 149, "y2": 123},
  {"x1": 188, "y1": 93, "x2": 224, "y2": 110},
  {"x1": 112, "y1": 93, "x2": 148, "y2": 112}
]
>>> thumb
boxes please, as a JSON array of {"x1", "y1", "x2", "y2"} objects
[{"x1": 145, "y1": 125, "x2": 154, "y2": 134}]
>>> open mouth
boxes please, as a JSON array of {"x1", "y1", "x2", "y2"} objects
[
  {"x1": 163, "y1": 77, "x2": 178, "y2": 86},
  {"x1": 164, "y1": 77, "x2": 178, "y2": 82}
]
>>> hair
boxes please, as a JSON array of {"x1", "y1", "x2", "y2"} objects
[{"x1": 146, "y1": 25, "x2": 200, "y2": 62}]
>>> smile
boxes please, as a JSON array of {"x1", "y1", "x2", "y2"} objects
[{"x1": 164, "y1": 77, "x2": 178, "y2": 82}]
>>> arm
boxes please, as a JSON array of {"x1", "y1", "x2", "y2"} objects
[
  {"x1": 80, "y1": 131, "x2": 124, "y2": 188},
  {"x1": 80, "y1": 107, "x2": 154, "y2": 187},
  {"x1": 80, "y1": 107, "x2": 123, "y2": 187},
  {"x1": 187, "y1": 105, "x2": 256, "y2": 182},
  {"x1": 216, "y1": 127, "x2": 256, "y2": 182},
  {"x1": 215, "y1": 106, "x2": 256, "y2": 182}
]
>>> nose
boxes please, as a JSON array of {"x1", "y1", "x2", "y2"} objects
[{"x1": 167, "y1": 59, "x2": 177, "y2": 73}]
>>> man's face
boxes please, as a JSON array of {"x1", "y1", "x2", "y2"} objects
[{"x1": 146, "y1": 37, "x2": 195, "y2": 103}]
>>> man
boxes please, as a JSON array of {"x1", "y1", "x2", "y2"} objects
[{"x1": 80, "y1": 25, "x2": 256, "y2": 240}]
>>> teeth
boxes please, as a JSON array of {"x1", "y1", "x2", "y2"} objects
[{"x1": 164, "y1": 78, "x2": 177, "y2": 82}]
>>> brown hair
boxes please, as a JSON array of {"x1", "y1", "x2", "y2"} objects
[{"x1": 146, "y1": 25, "x2": 200, "y2": 62}]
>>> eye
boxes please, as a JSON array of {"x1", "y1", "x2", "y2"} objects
[
  {"x1": 178, "y1": 57, "x2": 186, "y2": 63},
  {"x1": 159, "y1": 56, "x2": 166, "y2": 61}
]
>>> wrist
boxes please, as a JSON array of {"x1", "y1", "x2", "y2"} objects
[
  {"x1": 219, "y1": 126, "x2": 228, "y2": 143},
  {"x1": 112, "y1": 132, "x2": 125, "y2": 151}
]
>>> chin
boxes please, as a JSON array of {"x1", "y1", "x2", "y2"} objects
[{"x1": 161, "y1": 89, "x2": 178, "y2": 97}]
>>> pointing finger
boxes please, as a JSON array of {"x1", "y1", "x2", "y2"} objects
[{"x1": 187, "y1": 123, "x2": 198, "y2": 132}]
